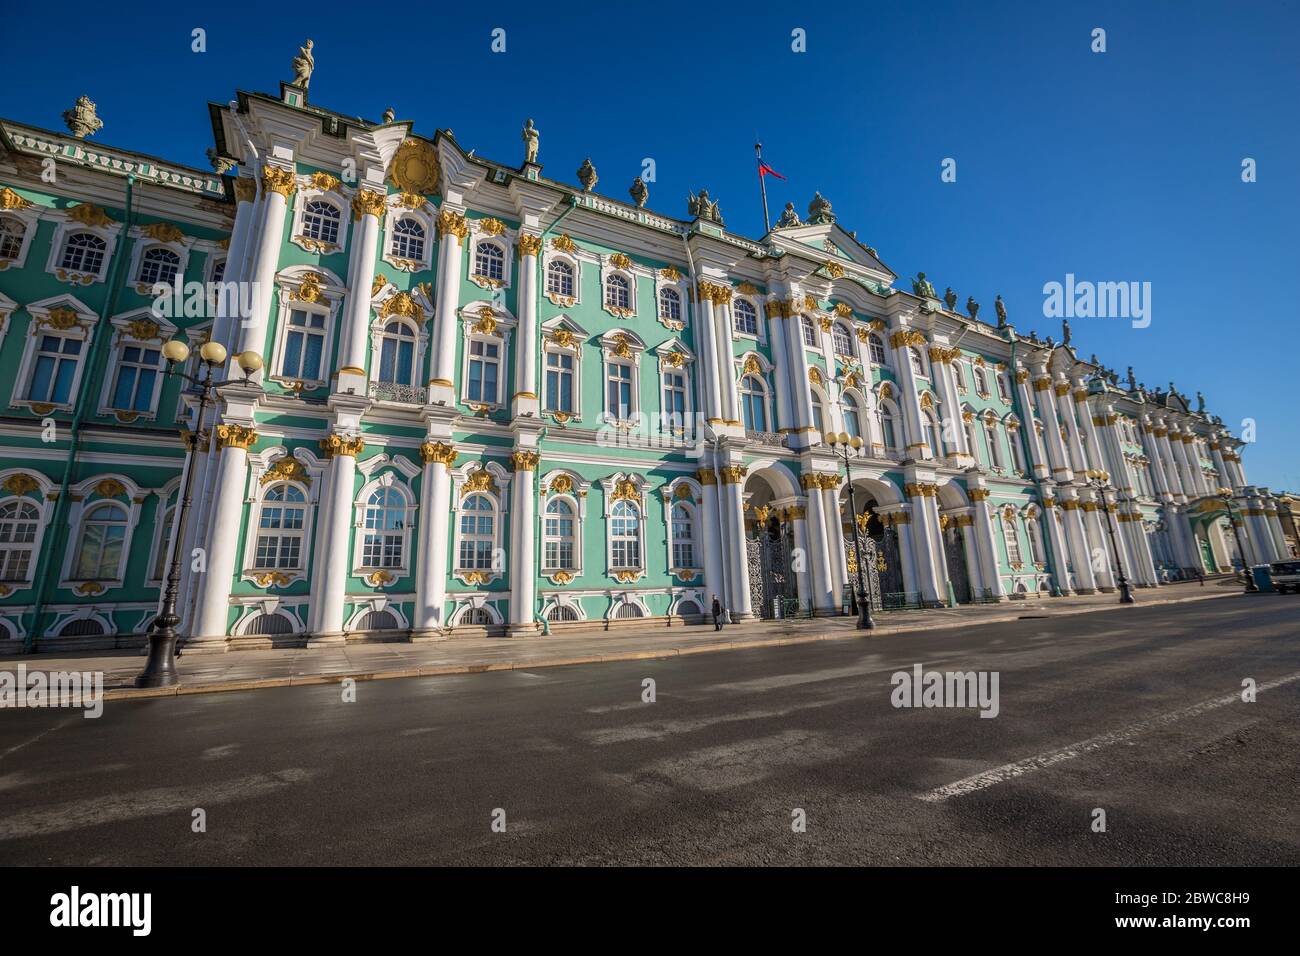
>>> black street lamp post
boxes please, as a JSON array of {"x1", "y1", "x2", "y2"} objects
[
  {"x1": 1218, "y1": 487, "x2": 1258, "y2": 593},
  {"x1": 828, "y1": 432, "x2": 874, "y2": 629},
  {"x1": 135, "y1": 340, "x2": 263, "y2": 688},
  {"x1": 1085, "y1": 469, "x2": 1135, "y2": 604}
]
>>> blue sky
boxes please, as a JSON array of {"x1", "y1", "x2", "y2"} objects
[{"x1": 6, "y1": 0, "x2": 1298, "y2": 490}]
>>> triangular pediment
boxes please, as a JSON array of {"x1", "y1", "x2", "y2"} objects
[{"x1": 766, "y1": 220, "x2": 895, "y2": 280}]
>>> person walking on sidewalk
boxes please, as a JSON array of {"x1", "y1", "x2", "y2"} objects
[{"x1": 711, "y1": 595, "x2": 724, "y2": 631}]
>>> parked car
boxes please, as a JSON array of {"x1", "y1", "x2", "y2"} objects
[{"x1": 1269, "y1": 560, "x2": 1300, "y2": 594}]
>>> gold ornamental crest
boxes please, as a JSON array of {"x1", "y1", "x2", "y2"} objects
[{"x1": 389, "y1": 140, "x2": 441, "y2": 196}]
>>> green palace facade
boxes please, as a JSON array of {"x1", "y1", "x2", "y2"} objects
[{"x1": 0, "y1": 66, "x2": 1289, "y2": 652}]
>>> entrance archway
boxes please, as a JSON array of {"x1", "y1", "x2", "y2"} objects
[
  {"x1": 743, "y1": 466, "x2": 800, "y2": 619},
  {"x1": 838, "y1": 476, "x2": 904, "y2": 610}
]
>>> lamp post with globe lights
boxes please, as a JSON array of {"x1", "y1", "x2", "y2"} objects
[
  {"x1": 1084, "y1": 469, "x2": 1135, "y2": 604},
  {"x1": 1217, "y1": 486, "x2": 1258, "y2": 593},
  {"x1": 827, "y1": 431, "x2": 875, "y2": 629},
  {"x1": 135, "y1": 341, "x2": 264, "y2": 688}
]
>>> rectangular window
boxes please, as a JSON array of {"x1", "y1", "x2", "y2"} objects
[
  {"x1": 110, "y1": 344, "x2": 161, "y2": 412},
  {"x1": 281, "y1": 309, "x2": 326, "y2": 381},
  {"x1": 467, "y1": 339, "x2": 500, "y2": 404},
  {"x1": 607, "y1": 362, "x2": 633, "y2": 420},
  {"x1": 996, "y1": 373, "x2": 1011, "y2": 402},
  {"x1": 544, "y1": 351, "x2": 574, "y2": 412},
  {"x1": 662, "y1": 372, "x2": 686, "y2": 431},
  {"x1": 28, "y1": 335, "x2": 83, "y2": 405}
]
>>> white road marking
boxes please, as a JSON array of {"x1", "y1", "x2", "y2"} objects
[{"x1": 917, "y1": 671, "x2": 1300, "y2": 803}]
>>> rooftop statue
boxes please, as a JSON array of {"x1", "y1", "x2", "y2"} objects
[
  {"x1": 966, "y1": 296, "x2": 980, "y2": 320},
  {"x1": 1062, "y1": 318, "x2": 1072, "y2": 345},
  {"x1": 1197, "y1": 391, "x2": 1206, "y2": 414},
  {"x1": 382, "y1": 107, "x2": 395, "y2": 124},
  {"x1": 688, "y1": 189, "x2": 723, "y2": 225},
  {"x1": 1126, "y1": 366, "x2": 1137, "y2": 390},
  {"x1": 776, "y1": 202, "x2": 802, "y2": 228},
  {"x1": 522, "y1": 119, "x2": 539, "y2": 165},
  {"x1": 62, "y1": 95, "x2": 103, "y2": 139},
  {"x1": 995, "y1": 294, "x2": 1008, "y2": 328},
  {"x1": 577, "y1": 157, "x2": 598, "y2": 192},
  {"x1": 943, "y1": 287, "x2": 957, "y2": 311},
  {"x1": 629, "y1": 176, "x2": 648, "y2": 208},
  {"x1": 807, "y1": 192, "x2": 835, "y2": 225},
  {"x1": 911, "y1": 272, "x2": 937, "y2": 299},
  {"x1": 291, "y1": 39, "x2": 315, "y2": 91}
]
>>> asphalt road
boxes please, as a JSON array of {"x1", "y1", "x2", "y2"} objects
[{"x1": 1, "y1": 598, "x2": 1297, "y2": 865}]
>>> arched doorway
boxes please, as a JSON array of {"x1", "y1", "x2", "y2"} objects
[
  {"x1": 839, "y1": 478, "x2": 905, "y2": 610},
  {"x1": 744, "y1": 468, "x2": 799, "y2": 619}
]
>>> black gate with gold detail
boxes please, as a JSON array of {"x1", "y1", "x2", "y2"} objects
[{"x1": 747, "y1": 517, "x2": 795, "y2": 619}]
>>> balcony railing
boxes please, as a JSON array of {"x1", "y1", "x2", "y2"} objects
[{"x1": 367, "y1": 381, "x2": 427, "y2": 405}]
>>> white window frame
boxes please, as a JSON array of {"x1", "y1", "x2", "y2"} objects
[
  {"x1": 97, "y1": 310, "x2": 177, "y2": 421},
  {"x1": 0, "y1": 199, "x2": 43, "y2": 270},
  {"x1": 289, "y1": 177, "x2": 353, "y2": 256},
  {"x1": 451, "y1": 463, "x2": 511, "y2": 585},
  {"x1": 459, "y1": 304, "x2": 515, "y2": 409},
  {"x1": 540, "y1": 470, "x2": 588, "y2": 583},
  {"x1": 652, "y1": 266, "x2": 689, "y2": 331},
  {"x1": 467, "y1": 219, "x2": 516, "y2": 291},
  {"x1": 1002, "y1": 510, "x2": 1024, "y2": 566},
  {"x1": 831, "y1": 321, "x2": 855, "y2": 358},
  {"x1": 381, "y1": 195, "x2": 436, "y2": 273},
  {"x1": 44, "y1": 209, "x2": 123, "y2": 285},
  {"x1": 145, "y1": 484, "x2": 180, "y2": 586},
  {"x1": 660, "y1": 479, "x2": 703, "y2": 579},
  {"x1": 12, "y1": 295, "x2": 97, "y2": 413},
  {"x1": 599, "y1": 329, "x2": 646, "y2": 424},
  {"x1": 125, "y1": 229, "x2": 195, "y2": 296},
  {"x1": 58, "y1": 476, "x2": 143, "y2": 590},
  {"x1": 241, "y1": 449, "x2": 326, "y2": 587},
  {"x1": 0, "y1": 470, "x2": 54, "y2": 592},
  {"x1": 543, "y1": 247, "x2": 585, "y2": 307},
  {"x1": 542, "y1": 495, "x2": 579, "y2": 575},
  {"x1": 351, "y1": 472, "x2": 416, "y2": 579},
  {"x1": 732, "y1": 297, "x2": 761, "y2": 339},
  {"x1": 602, "y1": 474, "x2": 648, "y2": 579},
  {"x1": 801, "y1": 315, "x2": 820, "y2": 349},
  {"x1": 269, "y1": 269, "x2": 344, "y2": 389},
  {"x1": 656, "y1": 341, "x2": 696, "y2": 438}
]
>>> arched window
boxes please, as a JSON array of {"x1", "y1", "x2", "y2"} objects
[
  {"x1": 801, "y1": 316, "x2": 819, "y2": 348},
  {"x1": 0, "y1": 499, "x2": 39, "y2": 581},
  {"x1": 0, "y1": 217, "x2": 26, "y2": 260},
  {"x1": 362, "y1": 487, "x2": 406, "y2": 569},
  {"x1": 923, "y1": 410, "x2": 943, "y2": 457},
  {"x1": 474, "y1": 241, "x2": 505, "y2": 282},
  {"x1": 458, "y1": 494, "x2": 496, "y2": 570},
  {"x1": 832, "y1": 323, "x2": 854, "y2": 356},
  {"x1": 610, "y1": 500, "x2": 641, "y2": 569},
  {"x1": 138, "y1": 247, "x2": 180, "y2": 286},
  {"x1": 357, "y1": 609, "x2": 399, "y2": 631},
  {"x1": 210, "y1": 259, "x2": 226, "y2": 284},
  {"x1": 740, "y1": 375, "x2": 767, "y2": 432},
  {"x1": 302, "y1": 199, "x2": 341, "y2": 245},
  {"x1": 543, "y1": 497, "x2": 576, "y2": 571},
  {"x1": 842, "y1": 393, "x2": 862, "y2": 439},
  {"x1": 547, "y1": 604, "x2": 579, "y2": 623},
  {"x1": 973, "y1": 364, "x2": 989, "y2": 395},
  {"x1": 150, "y1": 502, "x2": 176, "y2": 581},
  {"x1": 60, "y1": 232, "x2": 106, "y2": 274},
  {"x1": 733, "y1": 299, "x2": 757, "y2": 335},
  {"x1": 878, "y1": 402, "x2": 900, "y2": 455},
  {"x1": 868, "y1": 333, "x2": 887, "y2": 366},
  {"x1": 546, "y1": 259, "x2": 574, "y2": 298},
  {"x1": 390, "y1": 217, "x2": 425, "y2": 261},
  {"x1": 953, "y1": 361, "x2": 966, "y2": 390},
  {"x1": 245, "y1": 612, "x2": 292, "y2": 636},
  {"x1": 377, "y1": 320, "x2": 416, "y2": 385},
  {"x1": 1008, "y1": 427, "x2": 1026, "y2": 472},
  {"x1": 909, "y1": 347, "x2": 926, "y2": 376},
  {"x1": 671, "y1": 503, "x2": 695, "y2": 569},
  {"x1": 60, "y1": 618, "x2": 105, "y2": 637},
  {"x1": 661, "y1": 287, "x2": 683, "y2": 324},
  {"x1": 255, "y1": 484, "x2": 307, "y2": 570},
  {"x1": 73, "y1": 502, "x2": 127, "y2": 580},
  {"x1": 1026, "y1": 516, "x2": 1045, "y2": 565},
  {"x1": 614, "y1": 602, "x2": 643, "y2": 619},
  {"x1": 964, "y1": 415, "x2": 980, "y2": 460},
  {"x1": 462, "y1": 607, "x2": 492, "y2": 626},
  {"x1": 985, "y1": 419, "x2": 1003, "y2": 468},
  {"x1": 1003, "y1": 515, "x2": 1023, "y2": 564},
  {"x1": 605, "y1": 273, "x2": 631, "y2": 311}
]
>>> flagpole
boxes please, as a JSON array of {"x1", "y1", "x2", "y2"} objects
[{"x1": 755, "y1": 141, "x2": 771, "y2": 233}]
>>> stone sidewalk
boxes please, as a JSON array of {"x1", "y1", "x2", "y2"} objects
[{"x1": 0, "y1": 579, "x2": 1248, "y2": 702}]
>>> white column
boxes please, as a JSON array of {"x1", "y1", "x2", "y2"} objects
[
  {"x1": 958, "y1": 514, "x2": 985, "y2": 597},
  {"x1": 789, "y1": 504, "x2": 812, "y2": 610},
  {"x1": 890, "y1": 331, "x2": 928, "y2": 460},
  {"x1": 1082, "y1": 498, "x2": 1116, "y2": 589},
  {"x1": 802, "y1": 474, "x2": 835, "y2": 612},
  {"x1": 698, "y1": 471, "x2": 725, "y2": 611},
  {"x1": 508, "y1": 451, "x2": 539, "y2": 633},
  {"x1": 309, "y1": 436, "x2": 362, "y2": 644},
  {"x1": 236, "y1": 165, "x2": 294, "y2": 362},
  {"x1": 820, "y1": 480, "x2": 846, "y2": 611},
  {"x1": 413, "y1": 440, "x2": 455, "y2": 636},
  {"x1": 695, "y1": 293, "x2": 724, "y2": 426},
  {"x1": 906, "y1": 488, "x2": 944, "y2": 604},
  {"x1": 1015, "y1": 370, "x2": 1050, "y2": 478},
  {"x1": 721, "y1": 466, "x2": 753, "y2": 618},
  {"x1": 512, "y1": 236, "x2": 542, "y2": 417},
  {"x1": 429, "y1": 210, "x2": 467, "y2": 403},
  {"x1": 188, "y1": 425, "x2": 257, "y2": 647},
  {"x1": 336, "y1": 190, "x2": 385, "y2": 391},
  {"x1": 1042, "y1": 499, "x2": 1074, "y2": 594},
  {"x1": 1061, "y1": 497, "x2": 1099, "y2": 592},
  {"x1": 891, "y1": 510, "x2": 922, "y2": 600},
  {"x1": 1032, "y1": 375, "x2": 1073, "y2": 482},
  {"x1": 714, "y1": 296, "x2": 740, "y2": 426},
  {"x1": 766, "y1": 309, "x2": 794, "y2": 432}
]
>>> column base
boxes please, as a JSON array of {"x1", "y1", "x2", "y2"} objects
[
  {"x1": 507, "y1": 622, "x2": 542, "y2": 638},
  {"x1": 729, "y1": 612, "x2": 758, "y2": 622},
  {"x1": 1075, "y1": 587, "x2": 1098, "y2": 595},
  {"x1": 1097, "y1": 585, "x2": 1116, "y2": 593},
  {"x1": 409, "y1": 628, "x2": 449, "y2": 643},
  {"x1": 307, "y1": 631, "x2": 346, "y2": 648},
  {"x1": 179, "y1": 635, "x2": 230, "y2": 655}
]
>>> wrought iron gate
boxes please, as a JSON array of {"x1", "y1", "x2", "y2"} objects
[
  {"x1": 845, "y1": 534, "x2": 883, "y2": 610},
  {"x1": 747, "y1": 524, "x2": 795, "y2": 619},
  {"x1": 944, "y1": 527, "x2": 972, "y2": 604}
]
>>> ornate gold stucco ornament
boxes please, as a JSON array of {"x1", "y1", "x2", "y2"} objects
[
  {"x1": 140, "y1": 222, "x2": 184, "y2": 244},
  {"x1": 260, "y1": 457, "x2": 311, "y2": 486},
  {"x1": 289, "y1": 272, "x2": 326, "y2": 303},
  {"x1": 389, "y1": 140, "x2": 441, "y2": 196},
  {"x1": 352, "y1": 189, "x2": 387, "y2": 221},
  {"x1": 261, "y1": 166, "x2": 297, "y2": 198},
  {"x1": 319, "y1": 434, "x2": 364, "y2": 459},
  {"x1": 67, "y1": 203, "x2": 114, "y2": 228}
]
